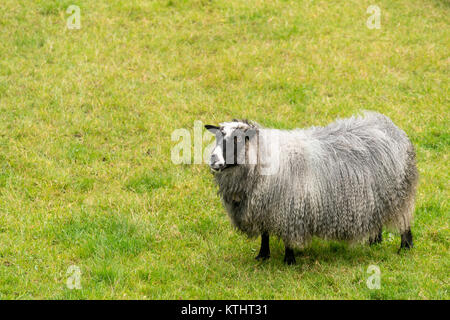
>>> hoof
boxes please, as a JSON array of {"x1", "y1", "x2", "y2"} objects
[
  {"x1": 283, "y1": 256, "x2": 296, "y2": 265},
  {"x1": 399, "y1": 228, "x2": 413, "y2": 253},
  {"x1": 369, "y1": 232, "x2": 383, "y2": 246},
  {"x1": 397, "y1": 242, "x2": 413, "y2": 254},
  {"x1": 403, "y1": 242, "x2": 414, "y2": 249},
  {"x1": 255, "y1": 253, "x2": 270, "y2": 261}
]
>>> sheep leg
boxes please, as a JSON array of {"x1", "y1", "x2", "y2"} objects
[
  {"x1": 399, "y1": 228, "x2": 413, "y2": 251},
  {"x1": 369, "y1": 229, "x2": 383, "y2": 245},
  {"x1": 283, "y1": 246, "x2": 296, "y2": 265},
  {"x1": 255, "y1": 232, "x2": 270, "y2": 260}
]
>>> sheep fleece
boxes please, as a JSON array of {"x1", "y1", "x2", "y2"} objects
[{"x1": 213, "y1": 112, "x2": 418, "y2": 248}]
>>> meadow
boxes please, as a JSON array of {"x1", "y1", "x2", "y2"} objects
[{"x1": 0, "y1": 0, "x2": 448, "y2": 299}]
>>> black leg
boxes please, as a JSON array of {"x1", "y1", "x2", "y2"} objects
[
  {"x1": 283, "y1": 246, "x2": 296, "y2": 265},
  {"x1": 255, "y1": 232, "x2": 270, "y2": 260},
  {"x1": 369, "y1": 229, "x2": 383, "y2": 246},
  {"x1": 400, "y1": 228, "x2": 413, "y2": 251}
]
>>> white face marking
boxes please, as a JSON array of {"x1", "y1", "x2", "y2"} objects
[{"x1": 211, "y1": 143, "x2": 225, "y2": 167}]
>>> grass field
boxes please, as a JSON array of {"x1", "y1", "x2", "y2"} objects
[{"x1": 0, "y1": 0, "x2": 448, "y2": 299}]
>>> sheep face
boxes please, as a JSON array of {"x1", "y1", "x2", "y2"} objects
[{"x1": 205, "y1": 121, "x2": 257, "y2": 173}]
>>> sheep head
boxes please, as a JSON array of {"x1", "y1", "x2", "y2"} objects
[{"x1": 205, "y1": 120, "x2": 258, "y2": 173}]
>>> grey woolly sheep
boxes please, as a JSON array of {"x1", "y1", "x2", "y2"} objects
[{"x1": 205, "y1": 112, "x2": 418, "y2": 264}]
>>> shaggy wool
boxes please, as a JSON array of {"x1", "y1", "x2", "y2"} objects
[{"x1": 210, "y1": 112, "x2": 418, "y2": 248}]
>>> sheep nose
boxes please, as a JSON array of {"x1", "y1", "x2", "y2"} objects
[
  {"x1": 210, "y1": 163, "x2": 225, "y2": 171},
  {"x1": 210, "y1": 155, "x2": 224, "y2": 171}
]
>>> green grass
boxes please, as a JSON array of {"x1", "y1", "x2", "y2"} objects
[{"x1": 0, "y1": 0, "x2": 448, "y2": 299}]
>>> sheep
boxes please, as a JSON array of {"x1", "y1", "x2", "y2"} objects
[{"x1": 205, "y1": 111, "x2": 418, "y2": 264}]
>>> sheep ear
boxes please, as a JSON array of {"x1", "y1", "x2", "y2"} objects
[{"x1": 205, "y1": 125, "x2": 220, "y2": 134}]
